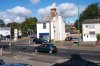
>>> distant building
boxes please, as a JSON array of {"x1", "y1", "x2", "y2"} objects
[
  {"x1": 65, "y1": 23, "x2": 79, "y2": 38},
  {"x1": 37, "y1": 8, "x2": 66, "y2": 41},
  {"x1": 0, "y1": 27, "x2": 11, "y2": 36},
  {"x1": 82, "y1": 19, "x2": 100, "y2": 41}
]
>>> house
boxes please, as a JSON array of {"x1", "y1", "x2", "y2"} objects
[
  {"x1": 82, "y1": 19, "x2": 100, "y2": 41},
  {"x1": 0, "y1": 27, "x2": 11, "y2": 37},
  {"x1": 37, "y1": 8, "x2": 66, "y2": 41},
  {"x1": 65, "y1": 23, "x2": 79, "y2": 38}
]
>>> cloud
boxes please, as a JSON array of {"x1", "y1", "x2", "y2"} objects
[
  {"x1": 37, "y1": 2, "x2": 85, "y2": 17},
  {"x1": 37, "y1": 2, "x2": 57, "y2": 16},
  {"x1": 7, "y1": 6, "x2": 32, "y2": 17},
  {"x1": 30, "y1": 0, "x2": 40, "y2": 4},
  {"x1": 0, "y1": 6, "x2": 32, "y2": 24}
]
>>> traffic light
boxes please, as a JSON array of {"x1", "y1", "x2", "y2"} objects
[{"x1": 10, "y1": 28, "x2": 14, "y2": 39}]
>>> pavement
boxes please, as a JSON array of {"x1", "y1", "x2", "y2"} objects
[{"x1": 57, "y1": 46, "x2": 100, "y2": 51}]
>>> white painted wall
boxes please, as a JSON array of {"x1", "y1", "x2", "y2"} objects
[
  {"x1": 37, "y1": 22, "x2": 54, "y2": 39},
  {"x1": 82, "y1": 34, "x2": 97, "y2": 41},
  {"x1": 53, "y1": 15, "x2": 65, "y2": 41},
  {"x1": 95, "y1": 23, "x2": 100, "y2": 34}
]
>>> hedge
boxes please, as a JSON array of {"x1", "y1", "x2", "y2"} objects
[{"x1": 96, "y1": 34, "x2": 100, "y2": 40}]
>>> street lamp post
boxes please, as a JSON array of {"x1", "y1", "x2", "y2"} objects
[
  {"x1": 0, "y1": 23, "x2": 3, "y2": 55},
  {"x1": 78, "y1": 5, "x2": 80, "y2": 47}
]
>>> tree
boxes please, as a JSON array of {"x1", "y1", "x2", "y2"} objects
[
  {"x1": 0, "y1": 20, "x2": 5, "y2": 27},
  {"x1": 21, "y1": 17, "x2": 37, "y2": 36},
  {"x1": 7, "y1": 22, "x2": 21, "y2": 29},
  {"x1": 75, "y1": 2, "x2": 100, "y2": 33}
]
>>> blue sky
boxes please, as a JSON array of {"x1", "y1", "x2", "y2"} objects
[{"x1": 0, "y1": 0, "x2": 99, "y2": 24}]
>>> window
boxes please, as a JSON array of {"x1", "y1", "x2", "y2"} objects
[
  {"x1": 89, "y1": 31, "x2": 95, "y2": 34},
  {"x1": 84, "y1": 34, "x2": 85, "y2": 37},
  {"x1": 89, "y1": 31, "x2": 95, "y2": 37},
  {"x1": 53, "y1": 26, "x2": 55, "y2": 28},
  {"x1": 85, "y1": 24, "x2": 95, "y2": 29},
  {"x1": 43, "y1": 23, "x2": 46, "y2": 29},
  {"x1": 85, "y1": 25, "x2": 88, "y2": 28},
  {"x1": 88, "y1": 24, "x2": 95, "y2": 29}
]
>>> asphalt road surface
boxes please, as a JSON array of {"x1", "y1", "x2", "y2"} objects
[{"x1": 0, "y1": 39, "x2": 100, "y2": 65}]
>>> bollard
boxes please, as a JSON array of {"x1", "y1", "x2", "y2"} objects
[
  {"x1": 9, "y1": 42, "x2": 12, "y2": 53},
  {"x1": 0, "y1": 48, "x2": 3, "y2": 55}
]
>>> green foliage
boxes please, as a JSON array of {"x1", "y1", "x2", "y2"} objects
[
  {"x1": 7, "y1": 22, "x2": 21, "y2": 29},
  {"x1": 75, "y1": 2, "x2": 100, "y2": 33},
  {"x1": 0, "y1": 20, "x2": 5, "y2": 27},
  {"x1": 6, "y1": 17, "x2": 37, "y2": 36},
  {"x1": 21, "y1": 17, "x2": 37, "y2": 35},
  {"x1": 96, "y1": 34, "x2": 100, "y2": 40}
]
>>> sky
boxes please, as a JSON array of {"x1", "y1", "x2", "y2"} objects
[{"x1": 0, "y1": 0, "x2": 99, "y2": 24}]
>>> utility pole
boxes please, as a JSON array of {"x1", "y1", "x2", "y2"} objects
[
  {"x1": 78, "y1": 5, "x2": 80, "y2": 47},
  {"x1": 0, "y1": 24, "x2": 3, "y2": 55},
  {"x1": 9, "y1": 27, "x2": 12, "y2": 53}
]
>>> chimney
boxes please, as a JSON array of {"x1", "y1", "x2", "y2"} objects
[{"x1": 50, "y1": 8, "x2": 57, "y2": 17}]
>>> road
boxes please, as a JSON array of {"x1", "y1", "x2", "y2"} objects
[{"x1": 0, "y1": 38, "x2": 100, "y2": 66}]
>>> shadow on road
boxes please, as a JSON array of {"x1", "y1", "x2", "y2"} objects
[{"x1": 52, "y1": 54, "x2": 99, "y2": 66}]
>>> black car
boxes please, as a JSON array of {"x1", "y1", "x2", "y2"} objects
[
  {"x1": 33, "y1": 38, "x2": 48, "y2": 44},
  {"x1": 72, "y1": 37, "x2": 79, "y2": 44},
  {"x1": 34, "y1": 44, "x2": 57, "y2": 54},
  {"x1": 0, "y1": 59, "x2": 5, "y2": 65}
]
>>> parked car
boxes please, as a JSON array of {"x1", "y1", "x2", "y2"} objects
[
  {"x1": 65, "y1": 36, "x2": 73, "y2": 41},
  {"x1": 72, "y1": 37, "x2": 79, "y2": 44},
  {"x1": 1, "y1": 63, "x2": 32, "y2": 66},
  {"x1": 34, "y1": 44, "x2": 57, "y2": 54},
  {"x1": 33, "y1": 38, "x2": 48, "y2": 44},
  {"x1": 0, "y1": 59, "x2": 5, "y2": 65}
]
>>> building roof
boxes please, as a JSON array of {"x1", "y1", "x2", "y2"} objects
[
  {"x1": 50, "y1": 8, "x2": 57, "y2": 10},
  {"x1": 66, "y1": 30, "x2": 78, "y2": 34},
  {"x1": 83, "y1": 19, "x2": 100, "y2": 24},
  {"x1": 37, "y1": 15, "x2": 53, "y2": 23}
]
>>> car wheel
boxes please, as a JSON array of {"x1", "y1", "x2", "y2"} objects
[
  {"x1": 49, "y1": 50, "x2": 53, "y2": 54},
  {"x1": 34, "y1": 49, "x2": 38, "y2": 53}
]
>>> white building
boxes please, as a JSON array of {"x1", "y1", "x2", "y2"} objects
[
  {"x1": 0, "y1": 27, "x2": 11, "y2": 36},
  {"x1": 82, "y1": 19, "x2": 100, "y2": 41},
  {"x1": 37, "y1": 8, "x2": 66, "y2": 41}
]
